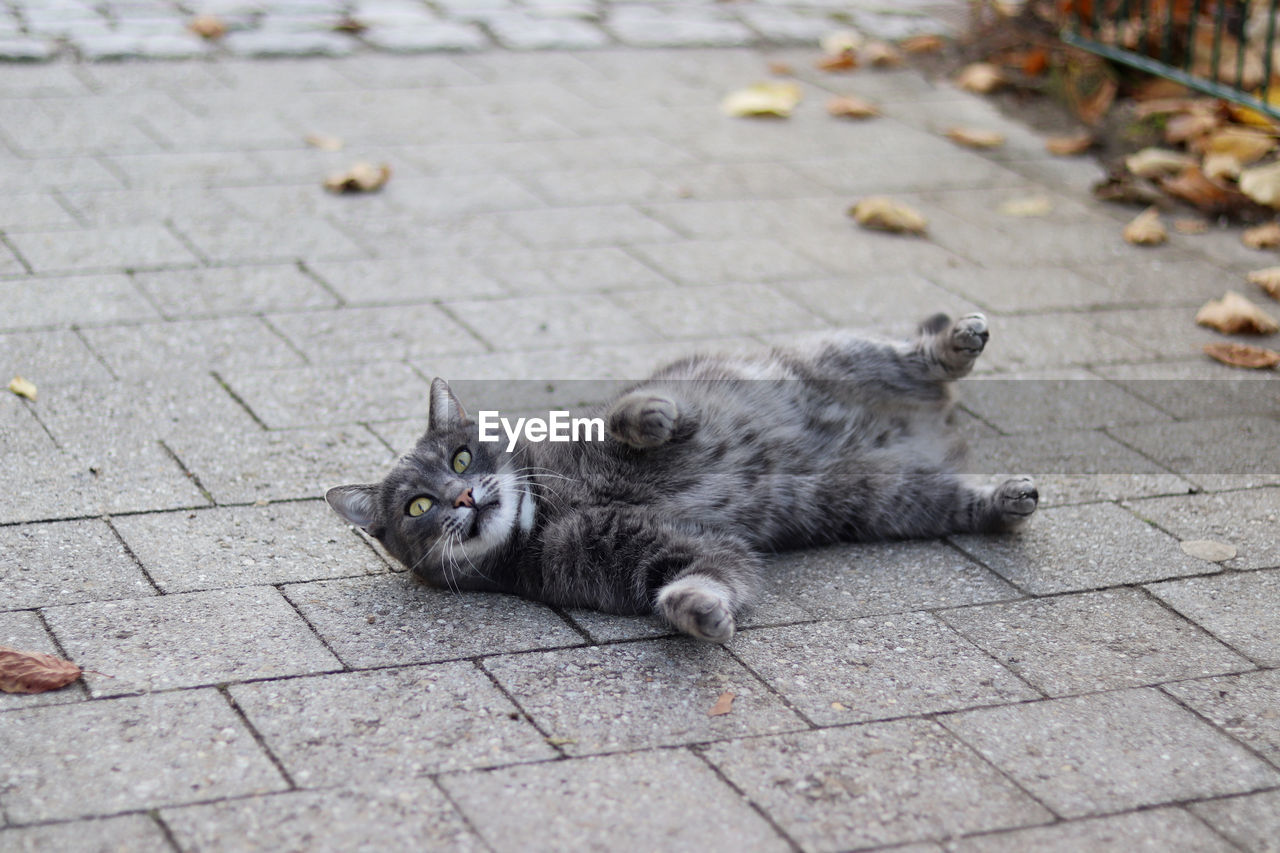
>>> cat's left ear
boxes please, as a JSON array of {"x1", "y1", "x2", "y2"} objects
[{"x1": 428, "y1": 377, "x2": 469, "y2": 431}]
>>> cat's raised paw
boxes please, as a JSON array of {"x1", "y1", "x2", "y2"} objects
[
  {"x1": 994, "y1": 476, "x2": 1038, "y2": 526},
  {"x1": 657, "y1": 576, "x2": 736, "y2": 643},
  {"x1": 608, "y1": 391, "x2": 681, "y2": 449},
  {"x1": 949, "y1": 313, "x2": 990, "y2": 355}
]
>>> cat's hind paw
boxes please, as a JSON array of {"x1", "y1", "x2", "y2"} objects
[
  {"x1": 994, "y1": 476, "x2": 1038, "y2": 528},
  {"x1": 929, "y1": 312, "x2": 989, "y2": 378},
  {"x1": 608, "y1": 391, "x2": 682, "y2": 449},
  {"x1": 657, "y1": 576, "x2": 736, "y2": 643}
]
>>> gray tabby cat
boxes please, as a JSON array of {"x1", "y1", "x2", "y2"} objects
[{"x1": 327, "y1": 312, "x2": 1037, "y2": 643}]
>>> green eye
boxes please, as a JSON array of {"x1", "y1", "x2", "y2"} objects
[
  {"x1": 407, "y1": 496, "x2": 432, "y2": 517},
  {"x1": 452, "y1": 449, "x2": 472, "y2": 474}
]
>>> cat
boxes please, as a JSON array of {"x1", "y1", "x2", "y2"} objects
[{"x1": 326, "y1": 312, "x2": 1037, "y2": 643}]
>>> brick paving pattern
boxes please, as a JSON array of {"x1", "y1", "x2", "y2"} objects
[{"x1": 2, "y1": 4, "x2": 1280, "y2": 850}]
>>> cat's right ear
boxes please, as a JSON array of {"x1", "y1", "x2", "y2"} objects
[
  {"x1": 326, "y1": 484, "x2": 380, "y2": 530},
  {"x1": 428, "y1": 377, "x2": 468, "y2": 432}
]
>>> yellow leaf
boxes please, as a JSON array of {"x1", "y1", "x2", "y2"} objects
[
  {"x1": 1242, "y1": 222, "x2": 1280, "y2": 250},
  {"x1": 1246, "y1": 266, "x2": 1280, "y2": 300},
  {"x1": 861, "y1": 41, "x2": 902, "y2": 68},
  {"x1": 955, "y1": 62, "x2": 1005, "y2": 94},
  {"x1": 1195, "y1": 290, "x2": 1280, "y2": 334},
  {"x1": 1239, "y1": 161, "x2": 1280, "y2": 208},
  {"x1": 305, "y1": 134, "x2": 344, "y2": 151},
  {"x1": 188, "y1": 14, "x2": 227, "y2": 39},
  {"x1": 826, "y1": 95, "x2": 879, "y2": 119},
  {"x1": 323, "y1": 162, "x2": 391, "y2": 194},
  {"x1": 849, "y1": 197, "x2": 928, "y2": 235},
  {"x1": 1125, "y1": 147, "x2": 1195, "y2": 178},
  {"x1": 1044, "y1": 132, "x2": 1093, "y2": 156},
  {"x1": 820, "y1": 29, "x2": 864, "y2": 56},
  {"x1": 945, "y1": 127, "x2": 1005, "y2": 149},
  {"x1": 1122, "y1": 207, "x2": 1168, "y2": 246},
  {"x1": 997, "y1": 196, "x2": 1053, "y2": 217},
  {"x1": 7, "y1": 376, "x2": 36, "y2": 400},
  {"x1": 1203, "y1": 127, "x2": 1276, "y2": 166},
  {"x1": 720, "y1": 82, "x2": 803, "y2": 118}
]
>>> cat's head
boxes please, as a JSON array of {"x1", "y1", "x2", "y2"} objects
[{"x1": 326, "y1": 378, "x2": 533, "y2": 587}]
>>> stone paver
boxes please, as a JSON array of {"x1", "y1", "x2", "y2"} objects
[
  {"x1": 0, "y1": 519, "x2": 155, "y2": 611},
  {"x1": 0, "y1": 815, "x2": 170, "y2": 852},
  {"x1": 1128, "y1": 488, "x2": 1280, "y2": 571},
  {"x1": 1147, "y1": 570, "x2": 1280, "y2": 666},
  {"x1": 945, "y1": 808, "x2": 1237, "y2": 852},
  {"x1": 1163, "y1": 670, "x2": 1280, "y2": 767},
  {"x1": 1189, "y1": 790, "x2": 1280, "y2": 853}
]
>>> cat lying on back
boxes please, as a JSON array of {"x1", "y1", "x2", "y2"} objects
[{"x1": 327, "y1": 312, "x2": 1037, "y2": 643}]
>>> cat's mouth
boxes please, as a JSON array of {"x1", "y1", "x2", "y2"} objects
[{"x1": 466, "y1": 499, "x2": 500, "y2": 539}]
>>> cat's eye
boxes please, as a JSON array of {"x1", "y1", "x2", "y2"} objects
[
  {"x1": 406, "y1": 496, "x2": 433, "y2": 517},
  {"x1": 452, "y1": 449, "x2": 472, "y2": 474}
]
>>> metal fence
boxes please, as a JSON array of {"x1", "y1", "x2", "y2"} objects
[{"x1": 1061, "y1": 0, "x2": 1280, "y2": 119}]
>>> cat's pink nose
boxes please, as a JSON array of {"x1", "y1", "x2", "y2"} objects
[{"x1": 454, "y1": 488, "x2": 475, "y2": 509}]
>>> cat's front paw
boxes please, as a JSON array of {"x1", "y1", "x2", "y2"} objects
[
  {"x1": 994, "y1": 476, "x2": 1038, "y2": 527},
  {"x1": 934, "y1": 313, "x2": 989, "y2": 377},
  {"x1": 608, "y1": 391, "x2": 681, "y2": 449},
  {"x1": 657, "y1": 576, "x2": 736, "y2": 643}
]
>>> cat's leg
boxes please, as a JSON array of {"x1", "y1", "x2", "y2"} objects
[
  {"x1": 959, "y1": 476, "x2": 1039, "y2": 532},
  {"x1": 652, "y1": 533, "x2": 758, "y2": 643},
  {"x1": 915, "y1": 311, "x2": 989, "y2": 381},
  {"x1": 859, "y1": 470, "x2": 1038, "y2": 538},
  {"x1": 607, "y1": 388, "x2": 697, "y2": 449}
]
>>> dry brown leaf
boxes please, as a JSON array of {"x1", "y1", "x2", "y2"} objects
[
  {"x1": 1165, "y1": 111, "x2": 1222, "y2": 145},
  {"x1": 544, "y1": 735, "x2": 577, "y2": 746},
  {"x1": 767, "y1": 60, "x2": 794, "y2": 76},
  {"x1": 849, "y1": 196, "x2": 928, "y2": 235},
  {"x1": 1070, "y1": 74, "x2": 1117, "y2": 125},
  {"x1": 1203, "y1": 127, "x2": 1276, "y2": 166},
  {"x1": 708, "y1": 691, "x2": 736, "y2": 717},
  {"x1": 332, "y1": 15, "x2": 367, "y2": 33},
  {"x1": 0, "y1": 646, "x2": 82, "y2": 694},
  {"x1": 1239, "y1": 161, "x2": 1280, "y2": 208},
  {"x1": 323, "y1": 162, "x2": 391, "y2": 194},
  {"x1": 955, "y1": 62, "x2": 1005, "y2": 94},
  {"x1": 1246, "y1": 266, "x2": 1280, "y2": 299},
  {"x1": 826, "y1": 95, "x2": 879, "y2": 119},
  {"x1": 188, "y1": 14, "x2": 227, "y2": 39},
  {"x1": 945, "y1": 127, "x2": 1005, "y2": 149},
  {"x1": 900, "y1": 34, "x2": 944, "y2": 54},
  {"x1": 1195, "y1": 290, "x2": 1280, "y2": 334},
  {"x1": 721, "y1": 82, "x2": 803, "y2": 118},
  {"x1": 815, "y1": 52, "x2": 858, "y2": 72},
  {"x1": 1123, "y1": 207, "x2": 1168, "y2": 246},
  {"x1": 305, "y1": 133, "x2": 344, "y2": 152},
  {"x1": 1203, "y1": 152, "x2": 1243, "y2": 182},
  {"x1": 1020, "y1": 46, "x2": 1050, "y2": 76},
  {"x1": 1242, "y1": 223, "x2": 1280, "y2": 250},
  {"x1": 1203, "y1": 342, "x2": 1280, "y2": 369},
  {"x1": 1173, "y1": 218, "x2": 1209, "y2": 235},
  {"x1": 1161, "y1": 165, "x2": 1241, "y2": 213},
  {"x1": 862, "y1": 41, "x2": 902, "y2": 68},
  {"x1": 1045, "y1": 132, "x2": 1093, "y2": 156},
  {"x1": 997, "y1": 196, "x2": 1053, "y2": 217},
  {"x1": 1130, "y1": 77, "x2": 1190, "y2": 101},
  {"x1": 820, "y1": 29, "x2": 864, "y2": 56},
  {"x1": 1125, "y1": 148, "x2": 1195, "y2": 178},
  {"x1": 1180, "y1": 538, "x2": 1240, "y2": 560},
  {"x1": 7, "y1": 376, "x2": 36, "y2": 400}
]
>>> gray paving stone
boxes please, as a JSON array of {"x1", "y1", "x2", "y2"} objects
[
  {"x1": 782, "y1": 273, "x2": 983, "y2": 329},
  {"x1": 102, "y1": 151, "x2": 278, "y2": 189},
  {"x1": 220, "y1": 361, "x2": 433, "y2": 428},
  {"x1": 704, "y1": 719, "x2": 1053, "y2": 851},
  {"x1": 1189, "y1": 789, "x2": 1280, "y2": 853},
  {"x1": 1108, "y1": 417, "x2": 1280, "y2": 492},
  {"x1": 1163, "y1": 670, "x2": 1280, "y2": 768},
  {"x1": 0, "y1": 274, "x2": 157, "y2": 330},
  {"x1": 0, "y1": 37, "x2": 58, "y2": 61},
  {"x1": 614, "y1": 282, "x2": 823, "y2": 338},
  {"x1": 734, "y1": 612, "x2": 1038, "y2": 725},
  {"x1": 282, "y1": 573, "x2": 583, "y2": 667},
  {"x1": 0, "y1": 814, "x2": 171, "y2": 852},
  {"x1": 942, "y1": 688, "x2": 1280, "y2": 818},
  {"x1": 344, "y1": 214, "x2": 528, "y2": 259},
  {"x1": 223, "y1": 29, "x2": 357, "y2": 57},
  {"x1": 480, "y1": 246, "x2": 670, "y2": 294},
  {"x1": 926, "y1": 266, "x2": 1124, "y2": 314},
  {"x1": 441, "y1": 749, "x2": 790, "y2": 853},
  {"x1": 607, "y1": 7, "x2": 755, "y2": 47},
  {"x1": 1092, "y1": 359, "x2": 1280, "y2": 420},
  {"x1": 168, "y1": 424, "x2": 395, "y2": 504},
  {"x1": 162, "y1": 782, "x2": 483, "y2": 852},
  {"x1": 0, "y1": 63, "x2": 90, "y2": 97},
  {"x1": 80, "y1": 316, "x2": 306, "y2": 378},
  {"x1": 959, "y1": 373, "x2": 1172, "y2": 434},
  {"x1": 230, "y1": 662, "x2": 556, "y2": 785},
  {"x1": 444, "y1": 293, "x2": 655, "y2": 350},
  {"x1": 0, "y1": 157, "x2": 123, "y2": 192},
  {"x1": 784, "y1": 228, "x2": 968, "y2": 277},
  {"x1": 268, "y1": 304, "x2": 481, "y2": 363},
  {"x1": 112, "y1": 502, "x2": 387, "y2": 594},
  {"x1": 626, "y1": 238, "x2": 828, "y2": 285},
  {"x1": 0, "y1": 689, "x2": 286, "y2": 822},
  {"x1": 304, "y1": 255, "x2": 504, "y2": 305},
  {"x1": 361, "y1": 21, "x2": 488, "y2": 53},
  {"x1": 635, "y1": 198, "x2": 817, "y2": 240},
  {"x1": 1128, "y1": 489, "x2": 1280, "y2": 571},
  {"x1": 938, "y1": 588, "x2": 1251, "y2": 696},
  {"x1": 497, "y1": 204, "x2": 679, "y2": 249},
  {"x1": 746, "y1": 541, "x2": 1021, "y2": 627},
  {"x1": 170, "y1": 217, "x2": 368, "y2": 264},
  {"x1": 1147, "y1": 570, "x2": 1280, "y2": 666},
  {"x1": 1071, "y1": 257, "x2": 1237, "y2": 307},
  {"x1": 1093, "y1": 306, "x2": 1280, "y2": 362},
  {"x1": 0, "y1": 519, "x2": 154, "y2": 611},
  {"x1": 951, "y1": 502, "x2": 1209, "y2": 595},
  {"x1": 0, "y1": 329, "x2": 115, "y2": 383},
  {"x1": 945, "y1": 808, "x2": 1236, "y2": 852},
  {"x1": 44, "y1": 586, "x2": 342, "y2": 696},
  {"x1": 0, "y1": 609, "x2": 87, "y2": 711},
  {"x1": 482, "y1": 639, "x2": 805, "y2": 755},
  {"x1": 790, "y1": 151, "x2": 1027, "y2": 195},
  {"x1": 132, "y1": 264, "x2": 339, "y2": 318},
  {"x1": 0, "y1": 193, "x2": 80, "y2": 232},
  {"x1": 57, "y1": 187, "x2": 243, "y2": 229},
  {"x1": 486, "y1": 13, "x2": 609, "y2": 50},
  {"x1": 6, "y1": 225, "x2": 199, "y2": 274},
  {"x1": 971, "y1": 314, "x2": 1150, "y2": 371},
  {"x1": 1, "y1": 98, "x2": 169, "y2": 158}
]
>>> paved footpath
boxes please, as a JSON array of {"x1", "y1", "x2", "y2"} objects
[{"x1": 3, "y1": 17, "x2": 1280, "y2": 853}]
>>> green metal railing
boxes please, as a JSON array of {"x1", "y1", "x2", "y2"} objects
[{"x1": 1062, "y1": 0, "x2": 1280, "y2": 119}]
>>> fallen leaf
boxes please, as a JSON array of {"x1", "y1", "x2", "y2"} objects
[
  {"x1": 815, "y1": 52, "x2": 858, "y2": 72},
  {"x1": 0, "y1": 646, "x2": 82, "y2": 694},
  {"x1": 826, "y1": 95, "x2": 879, "y2": 119},
  {"x1": 1161, "y1": 165, "x2": 1242, "y2": 213},
  {"x1": 332, "y1": 15, "x2": 366, "y2": 33},
  {"x1": 188, "y1": 14, "x2": 227, "y2": 39},
  {"x1": 1195, "y1": 290, "x2": 1280, "y2": 334},
  {"x1": 305, "y1": 133, "x2": 344, "y2": 151},
  {"x1": 1130, "y1": 77, "x2": 1189, "y2": 101},
  {"x1": 1125, "y1": 147, "x2": 1195, "y2": 178},
  {"x1": 830, "y1": 700, "x2": 849, "y2": 710},
  {"x1": 1203, "y1": 342, "x2": 1280, "y2": 369},
  {"x1": 708, "y1": 691, "x2": 735, "y2": 717},
  {"x1": 1180, "y1": 538, "x2": 1240, "y2": 560},
  {"x1": 1228, "y1": 92, "x2": 1280, "y2": 129},
  {"x1": 767, "y1": 60, "x2": 794, "y2": 76},
  {"x1": 1239, "y1": 161, "x2": 1280, "y2": 208},
  {"x1": 1021, "y1": 46, "x2": 1050, "y2": 76},
  {"x1": 946, "y1": 127, "x2": 1005, "y2": 149},
  {"x1": 323, "y1": 162, "x2": 391, "y2": 194},
  {"x1": 997, "y1": 196, "x2": 1053, "y2": 217},
  {"x1": 955, "y1": 62, "x2": 1005, "y2": 94},
  {"x1": 544, "y1": 736, "x2": 577, "y2": 746},
  {"x1": 1093, "y1": 170, "x2": 1164, "y2": 206},
  {"x1": 1123, "y1": 207, "x2": 1168, "y2": 246},
  {"x1": 1173, "y1": 218, "x2": 1209, "y2": 234},
  {"x1": 1045, "y1": 132, "x2": 1093, "y2": 156},
  {"x1": 820, "y1": 29, "x2": 864, "y2": 56},
  {"x1": 900, "y1": 34, "x2": 944, "y2": 54},
  {"x1": 862, "y1": 41, "x2": 902, "y2": 68},
  {"x1": 1068, "y1": 69, "x2": 1117, "y2": 125},
  {"x1": 1202, "y1": 127, "x2": 1276, "y2": 166},
  {"x1": 849, "y1": 196, "x2": 928, "y2": 235},
  {"x1": 720, "y1": 81, "x2": 803, "y2": 118},
  {"x1": 1246, "y1": 266, "x2": 1280, "y2": 299},
  {"x1": 1242, "y1": 223, "x2": 1280, "y2": 250},
  {"x1": 7, "y1": 376, "x2": 36, "y2": 400},
  {"x1": 1203, "y1": 152, "x2": 1243, "y2": 182}
]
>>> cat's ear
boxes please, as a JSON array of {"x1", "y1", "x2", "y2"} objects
[
  {"x1": 429, "y1": 377, "x2": 469, "y2": 431},
  {"x1": 326, "y1": 484, "x2": 380, "y2": 530}
]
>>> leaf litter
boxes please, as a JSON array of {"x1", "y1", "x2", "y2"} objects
[
  {"x1": 324, "y1": 162, "x2": 391, "y2": 194},
  {"x1": 849, "y1": 197, "x2": 928, "y2": 235},
  {"x1": 8, "y1": 376, "x2": 36, "y2": 400},
  {"x1": 1195, "y1": 291, "x2": 1280, "y2": 335},
  {"x1": 0, "y1": 646, "x2": 82, "y2": 694}
]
